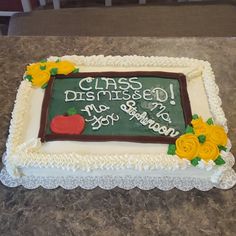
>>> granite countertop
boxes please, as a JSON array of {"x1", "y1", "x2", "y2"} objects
[{"x1": 0, "y1": 37, "x2": 235, "y2": 236}]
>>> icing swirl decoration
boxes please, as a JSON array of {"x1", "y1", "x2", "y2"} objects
[
  {"x1": 175, "y1": 134, "x2": 200, "y2": 160},
  {"x1": 168, "y1": 114, "x2": 228, "y2": 166},
  {"x1": 57, "y1": 61, "x2": 77, "y2": 75},
  {"x1": 30, "y1": 70, "x2": 51, "y2": 88},
  {"x1": 191, "y1": 117, "x2": 209, "y2": 136},
  {"x1": 198, "y1": 141, "x2": 219, "y2": 162},
  {"x1": 207, "y1": 125, "x2": 228, "y2": 146},
  {"x1": 24, "y1": 59, "x2": 78, "y2": 88}
]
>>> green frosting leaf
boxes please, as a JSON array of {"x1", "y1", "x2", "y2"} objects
[
  {"x1": 72, "y1": 68, "x2": 79, "y2": 73},
  {"x1": 24, "y1": 74, "x2": 32, "y2": 82},
  {"x1": 40, "y1": 58, "x2": 47, "y2": 63},
  {"x1": 191, "y1": 157, "x2": 201, "y2": 166},
  {"x1": 214, "y1": 156, "x2": 225, "y2": 165},
  {"x1": 218, "y1": 145, "x2": 227, "y2": 152},
  {"x1": 67, "y1": 107, "x2": 77, "y2": 116},
  {"x1": 40, "y1": 65, "x2": 46, "y2": 70},
  {"x1": 198, "y1": 135, "x2": 206, "y2": 143},
  {"x1": 56, "y1": 58, "x2": 60, "y2": 63},
  {"x1": 192, "y1": 114, "x2": 199, "y2": 120},
  {"x1": 167, "y1": 144, "x2": 176, "y2": 155},
  {"x1": 41, "y1": 83, "x2": 48, "y2": 89},
  {"x1": 50, "y1": 68, "x2": 58, "y2": 75},
  {"x1": 206, "y1": 118, "x2": 214, "y2": 125},
  {"x1": 185, "y1": 125, "x2": 194, "y2": 134}
]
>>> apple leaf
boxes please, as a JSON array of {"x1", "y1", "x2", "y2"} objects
[
  {"x1": 191, "y1": 157, "x2": 201, "y2": 166},
  {"x1": 206, "y1": 118, "x2": 214, "y2": 125},
  {"x1": 40, "y1": 58, "x2": 47, "y2": 63},
  {"x1": 67, "y1": 107, "x2": 77, "y2": 116},
  {"x1": 40, "y1": 65, "x2": 46, "y2": 70},
  {"x1": 167, "y1": 144, "x2": 176, "y2": 155},
  {"x1": 24, "y1": 74, "x2": 32, "y2": 82},
  {"x1": 198, "y1": 135, "x2": 206, "y2": 143},
  {"x1": 185, "y1": 125, "x2": 194, "y2": 134},
  {"x1": 214, "y1": 156, "x2": 226, "y2": 165},
  {"x1": 41, "y1": 83, "x2": 48, "y2": 89},
  {"x1": 218, "y1": 145, "x2": 227, "y2": 152},
  {"x1": 72, "y1": 68, "x2": 79, "y2": 73},
  {"x1": 50, "y1": 68, "x2": 58, "y2": 75}
]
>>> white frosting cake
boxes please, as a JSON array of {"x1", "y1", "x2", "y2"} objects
[{"x1": 2, "y1": 55, "x2": 236, "y2": 190}]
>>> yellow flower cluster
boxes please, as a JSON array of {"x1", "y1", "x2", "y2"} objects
[
  {"x1": 25, "y1": 60, "x2": 77, "y2": 87},
  {"x1": 175, "y1": 117, "x2": 227, "y2": 162}
]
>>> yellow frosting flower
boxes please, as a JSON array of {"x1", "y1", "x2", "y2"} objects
[
  {"x1": 44, "y1": 61, "x2": 58, "y2": 71},
  {"x1": 25, "y1": 60, "x2": 78, "y2": 87},
  {"x1": 207, "y1": 125, "x2": 228, "y2": 146},
  {"x1": 26, "y1": 62, "x2": 42, "y2": 74},
  {"x1": 191, "y1": 117, "x2": 209, "y2": 136},
  {"x1": 31, "y1": 70, "x2": 51, "y2": 87},
  {"x1": 198, "y1": 141, "x2": 219, "y2": 161},
  {"x1": 56, "y1": 61, "x2": 76, "y2": 75},
  {"x1": 176, "y1": 134, "x2": 200, "y2": 160}
]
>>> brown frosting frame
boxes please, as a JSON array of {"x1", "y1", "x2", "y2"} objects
[{"x1": 38, "y1": 71, "x2": 192, "y2": 143}]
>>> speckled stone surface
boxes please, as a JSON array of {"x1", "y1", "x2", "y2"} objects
[{"x1": 0, "y1": 37, "x2": 235, "y2": 236}]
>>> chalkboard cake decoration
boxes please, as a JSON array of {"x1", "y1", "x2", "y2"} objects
[
  {"x1": 38, "y1": 71, "x2": 192, "y2": 143},
  {"x1": 1, "y1": 55, "x2": 235, "y2": 190}
]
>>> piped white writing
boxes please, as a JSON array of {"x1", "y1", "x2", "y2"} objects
[
  {"x1": 64, "y1": 77, "x2": 177, "y2": 104},
  {"x1": 120, "y1": 100, "x2": 179, "y2": 137},
  {"x1": 81, "y1": 104, "x2": 110, "y2": 117},
  {"x1": 81, "y1": 104, "x2": 119, "y2": 130},
  {"x1": 169, "y1": 84, "x2": 176, "y2": 105},
  {"x1": 86, "y1": 113, "x2": 119, "y2": 130}
]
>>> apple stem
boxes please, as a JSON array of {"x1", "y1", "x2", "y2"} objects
[{"x1": 67, "y1": 107, "x2": 77, "y2": 116}]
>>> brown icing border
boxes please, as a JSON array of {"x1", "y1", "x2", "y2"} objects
[{"x1": 38, "y1": 71, "x2": 192, "y2": 143}]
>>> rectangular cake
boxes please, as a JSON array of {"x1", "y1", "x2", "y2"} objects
[{"x1": 1, "y1": 55, "x2": 235, "y2": 190}]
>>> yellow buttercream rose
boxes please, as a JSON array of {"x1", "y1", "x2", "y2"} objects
[
  {"x1": 44, "y1": 61, "x2": 58, "y2": 71},
  {"x1": 26, "y1": 62, "x2": 43, "y2": 74},
  {"x1": 198, "y1": 141, "x2": 219, "y2": 161},
  {"x1": 31, "y1": 70, "x2": 51, "y2": 87},
  {"x1": 175, "y1": 134, "x2": 200, "y2": 160},
  {"x1": 25, "y1": 60, "x2": 78, "y2": 87},
  {"x1": 56, "y1": 61, "x2": 76, "y2": 75},
  {"x1": 207, "y1": 125, "x2": 228, "y2": 146},
  {"x1": 191, "y1": 117, "x2": 209, "y2": 136}
]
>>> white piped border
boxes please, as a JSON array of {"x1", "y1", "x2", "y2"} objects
[{"x1": 1, "y1": 55, "x2": 235, "y2": 188}]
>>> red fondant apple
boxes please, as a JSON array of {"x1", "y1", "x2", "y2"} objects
[{"x1": 50, "y1": 109, "x2": 85, "y2": 135}]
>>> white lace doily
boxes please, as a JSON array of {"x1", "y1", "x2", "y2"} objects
[{"x1": 1, "y1": 153, "x2": 235, "y2": 191}]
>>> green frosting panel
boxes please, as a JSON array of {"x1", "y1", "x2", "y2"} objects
[{"x1": 45, "y1": 73, "x2": 189, "y2": 141}]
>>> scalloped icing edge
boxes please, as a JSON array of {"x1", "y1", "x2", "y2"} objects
[
  {"x1": 2, "y1": 55, "x2": 236, "y2": 189},
  {"x1": 1, "y1": 164, "x2": 236, "y2": 190}
]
